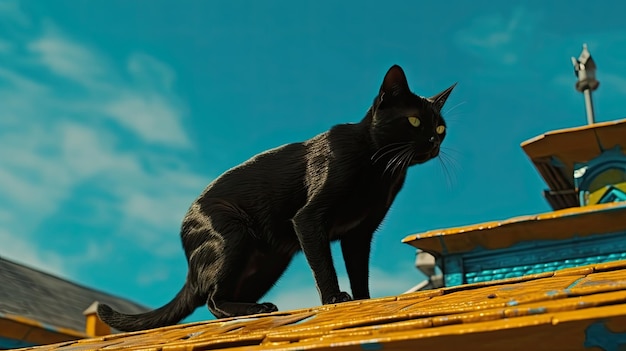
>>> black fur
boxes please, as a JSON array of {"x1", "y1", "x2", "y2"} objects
[{"x1": 97, "y1": 65, "x2": 455, "y2": 332}]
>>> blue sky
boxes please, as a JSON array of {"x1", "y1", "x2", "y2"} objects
[{"x1": 1, "y1": 0, "x2": 625, "y2": 323}]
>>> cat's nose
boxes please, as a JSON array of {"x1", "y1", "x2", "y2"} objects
[{"x1": 428, "y1": 136, "x2": 440, "y2": 148}]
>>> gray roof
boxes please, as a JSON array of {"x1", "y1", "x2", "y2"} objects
[{"x1": 0, "y1": 256, "x2": 150, "y2": 333}]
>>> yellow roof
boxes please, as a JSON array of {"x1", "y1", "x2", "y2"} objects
[
  {"x1": 521, "y1": 117, "x2": 626, "y2": 166},
  {"x1": 402, "y1": 201, "x2": 626, "y2": 255},
  {"x1": 17, "y1": 260, "x2": 626, "y2": 351},
  {"x1": 520, "y1": 118, "x2": 626, "y2": 209}
]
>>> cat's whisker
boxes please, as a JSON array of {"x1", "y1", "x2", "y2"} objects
[
  {"x1": 442, "y1": 100, "x2": 466, "y2": 115},
  {"x1": 384, "y1": 153, "x2": 402, "y2": 175},
  {"x1": 439, "y1": 150, "x2": 461, "y2": 172},
  {"x1": 373, "y1": 147, "x2": 405, "y2": 163},
  {"x1": 442, "y1": 114, "x2": 466, "y2": 124},
  {"x1": 437, "y1": 156, "x2": 454, "y2": 189},
  {"x1": 398, "y1": 149, "x2": 415, "y2": 176},
  {"x1": 374, "y1": 147, "x2": 408, "y2": 166},
  {"x1": 440, "y1": 146, "x2": 463, "y2": 155},
  {"x1": 389, "y1": 150, "x2": 407, "y2": 177},
  {"x1": 437, "y1": 151, "x2": 460, "y2": 189},
  {"x1": 385, "y1": 145, "x2": 413, "y2": 177},
  {"x1": 372, "y1": 142, "x2": 410, "y2": 164},
  {"x1": 372, "y1": 142, "x2": 407, "y2": 158},
  {"x1": 383, "y1": 150, "x2": 403, "y2": 175}
]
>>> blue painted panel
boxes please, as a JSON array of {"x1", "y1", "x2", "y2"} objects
[
  {"x1": 466, "y1": 252, "x2": 626, "y2": 284},
  {"x1": 441, "y1": 230, "x2": 626, "y2": 286},
  {"x1": 0, "y1": 336, "x2": 37, "y2": 349},
  {"x1": 584, "y1": 321, "x2": 626, "y2": 351},
  {"x1": 443, "y1": 256, "x2": 463, "y2": 286},
  {"x1": 599, "y1": 186, "x2": 626, "y2": 203},
  {"x1": 574, "y1": 146, "x2": 626, "y2": 205},
  {"x1": 360, "y1": 341, "x2": 383, "y2": 350}
]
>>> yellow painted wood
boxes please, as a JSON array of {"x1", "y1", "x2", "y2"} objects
[
  {"x1": 15, "y1": 260, "x2": 626, "y2": 351},
  {"x1": 84, "y1": 313, "x2": 110, "y2": 337},
  {"x1": 83, "y1": 302, "x2": 111, "y2": 337},
  {"x1": 588, "y1": 181, "x2": 626, "y2": 205},
  {"x1": 0, "y1": 314, "x2": 84, "y2": 346},
  {"x1": 520, "y1": 118, "x2": 626, "y2": 205},
  {"x1": 0, "y1": 318, "x2": 32, "y2": 341},
  {"x1": 402, "y1": 201, "x2": 626, "y2": 254},
  {"x1": 521, "y1": 117, "x2": 626, "y2": 174}
]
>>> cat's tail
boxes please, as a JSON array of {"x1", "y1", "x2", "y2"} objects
[{"x1": 97, "y1": 281, "x2": 203, "y2": 332}]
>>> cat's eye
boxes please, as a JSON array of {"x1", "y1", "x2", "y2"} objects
[
  {"x1": 407, "y1": 116, "x2": 421, "y2": 127},
  {"x1": 436, "y1": 125, "x2": 446, "y2": 134}
]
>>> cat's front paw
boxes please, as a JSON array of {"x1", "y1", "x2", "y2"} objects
[
  {"x1": 324, "y1": 291, "x2": 353, "y2": 304},
  {"x1": 246, "y1": 302, "x2": 278, "y2": 315}
]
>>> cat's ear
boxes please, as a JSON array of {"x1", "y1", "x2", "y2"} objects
[
  {"x1": 379, "y1": 65, "x2": 410, "y2": 98},
  {"x1": 429, "y1": 83, "x2": 457, "y2": 111}
]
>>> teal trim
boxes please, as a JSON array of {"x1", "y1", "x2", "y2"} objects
[
  {"x1": 599, "y1": 186, "x2": 626, "y2": 203},
  {"x1": 360, "y1": 341, "x2": 383, "y2": 350},
  {"x1": 443, "y1": 256, "x2": 463, "y2": 286},
  {"x1": 584, "y1": 321, "x2": 626, "y2": 351},
  {"x1": 574, "y1": 146, "x2": 626, "y2": 205},
  {"x1": 565, "y1": 277, "x2": 585, "y2": 291},
  {"x1": 440, "y1": 230, "x2": 626, "y2": 286},
  {"x1": 0, "y1": 336, "x2": 37, "y2": 349}
]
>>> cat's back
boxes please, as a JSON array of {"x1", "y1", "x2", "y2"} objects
[
  {"x1": 199, "y1": 141, "x2": 310, "y2": 211},
  {"x1": 194, "y1": 125, "x2": 368, "y2": 217}
]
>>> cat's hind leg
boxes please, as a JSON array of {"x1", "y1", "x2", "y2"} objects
[
  {"x1": 208, "y1": 243, "x2": 297, "y2": 317},
  {"x1": 232, "y1": 246, "x2": 296, "y2": 304},
  {"x1": 203, "y1": 248, "x2": 283, "y2": 318},
  {"x1": 185, "y1": 199, "x2": 279, "y2": 319}
]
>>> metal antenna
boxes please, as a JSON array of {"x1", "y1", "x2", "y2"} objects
[{"x1": 571, "y1": 43, "x2": 600, "y2": 124}]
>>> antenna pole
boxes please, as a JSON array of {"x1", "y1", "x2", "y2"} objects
[
  {"x1": 571, "y1": 44, "x2": 599, "y2": 124},
  {"x1": 582, "y1": 88, "x2": 595, "y2": 125}
]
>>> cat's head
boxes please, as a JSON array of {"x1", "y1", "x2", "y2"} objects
[{"x1": 370, "y1": 65, "x2": 455, "y2": 169}]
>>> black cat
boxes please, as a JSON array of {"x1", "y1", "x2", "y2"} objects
[{"x1": 98, "y1": 65, "x2": 455, "y2": 332}]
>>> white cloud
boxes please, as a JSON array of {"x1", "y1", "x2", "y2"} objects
[
  {"x1": 60, "y1": 124, "x2": 132, "y2": 177},
  {"x1": 370, "y1": 267, "x2": 421, "y2": 296},
  {"x1": 128, "y1": 53, "x2": 176, "y2": 90},
  {"x1": 265, "y1": 265, "x2": 421, "y2": 312},
  {"x1": 0, "y1": 9, "x2": 203, "y2": 282},
  {"x1": 23, "y1": 24, "x2": 191, "y2": 148},
  {"x1": 136, "y1": 264, "x2": 174, "y2": 286},
  {"x1": 0, "y1": 228, "x2": 69, "y2": 278},
  {"x1": 116, "y1": 177, "x2": 205, "y2": 258},
  {"x1": 270, "y1": 284, "x2": 320, "y2": 311},
  {"x1": 105, "y1": 92, "x2": 190, "y2": 147},
  {"x1": 454, "y1": 7, "x2": 542, "y2": 66},
  {"x1": 0, "y1": 67, "x2": 48, "y2": 93},
  {"x1": 0, "y1": 227, "x2": 117, "y2": 280},
  {"x1": 28, "y1": 28, "x2": 112, "y2": 89},
  {"x1": 122, "y1": 189, "x2": 199, "y2": 231},
  {"x1": 0, "y1": 115, "x2": 200, "y2": 271}
]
